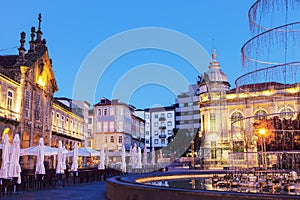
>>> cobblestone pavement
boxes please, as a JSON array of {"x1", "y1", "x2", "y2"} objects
[{"x1": 1, "y1": 182, "x2": 107, "y2": 200}]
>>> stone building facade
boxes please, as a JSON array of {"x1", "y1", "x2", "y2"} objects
[
  {"x1": 198, "y1": 50, "x2": 300, "y2": 169},
  {"x1": 0, "y1": 15, "x2": 87, "y2": 168}
]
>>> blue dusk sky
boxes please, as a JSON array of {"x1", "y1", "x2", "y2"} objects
[{"x1": 0, "y1": 1, "x2": 254, "y2": 109}]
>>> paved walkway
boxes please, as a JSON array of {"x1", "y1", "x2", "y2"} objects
[{"x1": 1, "y1": 182, "x2": 107, "y2": 200}]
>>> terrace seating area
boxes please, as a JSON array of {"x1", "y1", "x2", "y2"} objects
[{"x1": 0, "y1": 167, "x2": 116, "y2": 197}]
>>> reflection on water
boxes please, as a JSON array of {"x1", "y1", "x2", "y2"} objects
[{"x1": 144, "y1": 178, "x2": 300, "y2": 196}]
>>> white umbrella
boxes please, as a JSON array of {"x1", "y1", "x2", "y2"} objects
[
  {"x1": 62, "y1": 146, "x2": 67, "y2": 170},
  {"x1": 129, "y1": 145, "x2": 133, "y2": 167},
  {"x1": 121, "y1": 145, "x2": 126, "y2": 173},
  {"x1": 98, "y1": 144, "x2": 105, "y2": 170},
  {"x1": 8, "y1": 134, "x2": 21, "y2": 184},
  {"x1": 137, "y1": 147, "x2": 142, "y2": 169},
  {"x1": 132, "y1": 143, "x2": 137, "y2": 169},
  {"x1": 71, "y1": 143, "x2": 78, "y2": 172},
  {"x1": 0, "y1": 134, "x2": 10, "y2": 179},
  {"x1": 35, "y1": 138, "x2": 45, "y2": 175},
  {"x1": 68, "y1": 147, "x2": 100, "y2": 157},
  {"x1": 151, "y1": 146, "x2": 155, "y2": 166},
  {"x1": 56, "y1": 140, "x2": 64, "y2": 174},
  {"x1": 21, "y1": 145, "x2": 62, "y2": 156},
  {"x1": 143, "y1": 145, "x2": 147, "y2": 166}
]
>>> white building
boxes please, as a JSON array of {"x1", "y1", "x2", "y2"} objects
[{"x1": 144, "y1": 106, "x2": 175, "y2": 151}]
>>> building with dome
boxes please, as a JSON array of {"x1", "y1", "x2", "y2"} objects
[{"x1": 198, "y1": 50, "x2": 300, "y2": 169}]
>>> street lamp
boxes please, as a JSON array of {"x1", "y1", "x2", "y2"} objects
[{"x1": 259, "y1": 128, "x2": 267, "y2": 169}]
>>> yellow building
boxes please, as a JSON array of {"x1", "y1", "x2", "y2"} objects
[
  {"x1": 198, "y1": 50, "x2": 300, "y2": 169},
  {"x1": 0, "y1": 15, "x2": 86, "y2": 169}
]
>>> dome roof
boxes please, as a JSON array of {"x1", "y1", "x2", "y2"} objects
[{"x1": 207, "y1": 50, "x2": 229, "y2": 83}]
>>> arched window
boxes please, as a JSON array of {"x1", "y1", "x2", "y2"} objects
[
  {"x1": 279, "y1": 107, "x2": 294, "y2": 120},
  {"x1": 254, "y1": 110, "x2": 267, "y2": 120},
  {"x1": 7, "y1": 90, "x2": 13, "y2": 110},
  {"x1": 231, "y1": 111, "x2": 244, "y2": 129}
]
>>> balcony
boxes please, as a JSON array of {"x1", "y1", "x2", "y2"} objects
[
  {"x1": 159, "y1": 117, "x2": 166, "y2": 121},
  {"x1": 159, "y1": 134, "x2": 167, "y2": 139},
  {"x1": 159, "y1": 126, "x2": 166, "y2": 130}
]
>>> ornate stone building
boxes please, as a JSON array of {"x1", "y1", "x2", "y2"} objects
[
  {"x1": 0, "y1": 15, "x2": 87, "y2": 168},
  {"x1": 0, "y1": 14, "x2": 58, "y2": 147},
  {"x1": 198, "y1": 50, "x2": 300, "y2": 169}
]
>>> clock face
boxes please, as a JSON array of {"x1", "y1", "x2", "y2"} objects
[{"x1": 199, "y1": 85, "x2": 207, "y2": 94}]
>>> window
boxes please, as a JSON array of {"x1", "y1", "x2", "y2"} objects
[
  {"x1": 154, "y1": 122, "x2": 158, "y2": 127},
  {"x1": 118, "y1": 136, "x2": 123, "y2": 143},
  {"x1": 160, "y1": 113, "x2": 165, "y2": 117},
  {"x1": 279, "y1": 107, "x2": 294, "y2": 119},
  {"x1": 35, "y1": 94, "x2": 41, "y2": 120},
  {"x1": 88, "y1": 118, "x2": 92, "y2": 124},
  {"x1": 97, "y1": 109, "x2": 101, "y2": 116},
  {"x1": 146, "y1": 131, "x2": 150, "y2": 136},
  {"x1": 25, "y1": 90, "x2": 30, "y2": 118},
  {"x1": 211, "y1": 141, "x2": 217, "y2": 159},
  {"x1": 254, "y1": 110, "x2": 267, "y2": 120},
  {"x1": 104, "y1": 108, "x2": 108, "y2": 115},
  {"x1": 61, "y1": 116, "x2": 64, "y2": 128},
  {"x1": 145, "y1": 114, "x2": 149, "y2": 119},
  {"x1": 45, "y1": 101, "x2": 49, "y2": 123},
  {"x1": 161, "y1": 122, "x2": 165, "y2": 126},
  {"x1": 210, "y1": 113, "x2": 216, "y2": 120},
  {"x1": 146, "y1": 139, "x2": 150, "y2": 144},
  {"x1": 146, "y1": 122, "x2": 150, "y2": 127},
  {"x1": 105, "y1": 136, "x2": 108, "y2": 143},
  {"x1": 154, "y1": 131, "x2": 158, "y2": 135},
  {"x1": 231, "y1": 111, "x2": 244, "y2": 129},
  {"x1": 7, "y1": 90, "x2": 13, "y2": 110},
  {"x1": 154, "y1": 139, "x2": 158, "y2": 144},
  {"x1": 52, "y1": 111, "x2": 54, "y2": 124},
  {"x1": 168, "y1": 130, "x2": 172, "y2": 135},
  {"x1": 109, "y1": 122, "x2": 114, "y2": 132},
  {"x1": 56, "y1": 113, "x2": 60, "y2": 126},
  {"x1": 88, "y1": 129, "x2": 92, "y2": 136},
  {"x1": 161, "y1": 130, "x2": 165, "y2": 135},
  {"x1": 154, "y1": 114, "x2": 158, "y2": 118},
  {"x1": 161, "y1": 139, "x2": 165, "y2": 144},
  {"x1": 167, "y1": 121, "x2": 172, "y2": 126},
  {"x1": 167, "y1": 113, "x2": 172, "y2": 118},
  {"x1": 210, "y1": 113, "x2": 216, "y2": 132},
  {"x1": 103, "y1": 122, "x2": 108, "y2": 132},
  {"x1": 110, "y1": 136, "x2": 114, "y2": 143}
]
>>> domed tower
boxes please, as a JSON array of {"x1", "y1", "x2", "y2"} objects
[
  {"x1": 198, "y1": 49, "x2": 230, "y2": 93},
  {"x1": 198, "y1": 50, "x2": 231, "y2": 169}
]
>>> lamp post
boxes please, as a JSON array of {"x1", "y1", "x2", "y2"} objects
[{"x1": 259, "y1": 129, "x2": 266, "y2": 169}]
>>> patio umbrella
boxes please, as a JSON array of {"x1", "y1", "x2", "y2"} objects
[
  {"x1": 143, "y1": 145, "x2": 147, "y2": 166},
  {"x1": 132, "y1": 143, "x2": 137, "y2": 169},
  {"x1": 56, "y1": 140, "x2": 64, "y2": 174},
  {"x1": 98, "y1": 144, "x2": 105, "y2": 170},
  {"x1": 8, "y1": 134, "x2": 21, "y2": 184},
  {"x1": 151, "y1": 146, "x2": 155, "y2": 166},
  {"x1": 121, "y1": 145, "x2": 126, "y2": 173},
  {"x1": 71, "y1": 143, "x2": 78, "y2": 172},
  {"x1": 129, "y1": 145, "x2": 133, "y2": 167},
  {"x1": 21, "y1": 145, "x2": 61, "y2": 156},
  {"x1": 0, "y1": 134, "x2": 10, "y2": 179},
  {"x1": 62, "y1": 146, "x2": 67, "y2": 170},
  {"x1": 35, "y1": 138, "x2": 45, "y2": 175},
  {"x1": 137, "y1": 147, "x2": 142, "y2": 169},
  {"x1": 68, "y1": 147, "x2": 100, "y2": 157}
]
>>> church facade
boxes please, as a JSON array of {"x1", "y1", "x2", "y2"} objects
[{"x1": 0, "y1": 15, "x2": 85, "y2": 168}]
